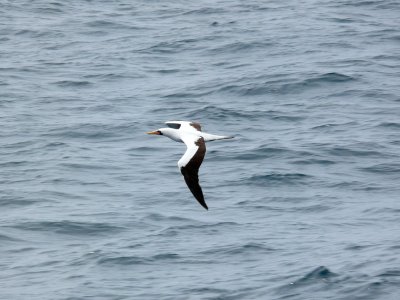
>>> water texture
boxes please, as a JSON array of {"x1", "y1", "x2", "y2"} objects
[{"x1": 1, "y1": 0, "x2": 400, "y2": 299}]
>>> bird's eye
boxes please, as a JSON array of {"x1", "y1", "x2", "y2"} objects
[{"x1": 157, "y1": 130, "x2": 163, "y2": 135}]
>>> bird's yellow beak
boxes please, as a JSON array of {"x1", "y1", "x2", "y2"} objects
[{"x1": 146, "y1": 130, "x2": 161, "y2": 135}]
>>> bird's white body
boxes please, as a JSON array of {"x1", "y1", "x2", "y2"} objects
[{"x1": 159, "y1": 127, "x2": 232, "y2": 144}]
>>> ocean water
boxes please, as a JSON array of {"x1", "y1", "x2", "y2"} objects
[{"x1": 1, "y1": 0, "x2": 400, "y2": 299}]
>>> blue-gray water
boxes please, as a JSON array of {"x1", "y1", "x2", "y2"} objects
[{"x1": 1, "y1": 1, "x2": 400, "y2": 299}]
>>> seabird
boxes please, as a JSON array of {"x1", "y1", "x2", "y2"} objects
[{"x1": 147, "y1": 121, "x2": 233, "y2": 210}]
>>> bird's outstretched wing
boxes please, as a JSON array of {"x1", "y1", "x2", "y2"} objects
[
  {"x1": 166, "y1": 121, "x2": 202, "y2": 132},
  {"x1": 178, "y1": 134, "x2": 207, "y2": 210}
]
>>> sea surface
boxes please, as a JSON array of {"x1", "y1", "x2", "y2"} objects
[{"x1": 1, "y1": 0, "x2": 400, "y2": 299}]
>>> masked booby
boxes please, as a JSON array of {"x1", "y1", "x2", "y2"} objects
[{"x1": 147, "y1": 121, "x2": 233, "y2": 210}]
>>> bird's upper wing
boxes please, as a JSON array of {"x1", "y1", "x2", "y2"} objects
[
  {"x1": 178, "y1": 133, "x2": 207, "y2": 210},
  {"x1": 165, "y1": 121, "x2": 202, "y2": 132}
]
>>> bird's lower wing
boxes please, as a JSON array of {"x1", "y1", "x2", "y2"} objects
[
  {"x1": 181, "y1": 166, "x2": 208, "y2": 210},
  {"x1": 178, "y1": 135, "x2": 208, "y2": 210}
]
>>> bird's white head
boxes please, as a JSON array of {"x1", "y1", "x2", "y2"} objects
[{"x1": 146, "y1": 127, "x2": 182, "y2": 142}]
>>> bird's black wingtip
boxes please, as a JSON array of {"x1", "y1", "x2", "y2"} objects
[{"x1": 200, "y1": 202, "x2": 208, "y2": 210}]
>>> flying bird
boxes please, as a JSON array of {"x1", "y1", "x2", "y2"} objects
[{"x1": 147, "y1": 121, "x2": 233, "y2": 210}]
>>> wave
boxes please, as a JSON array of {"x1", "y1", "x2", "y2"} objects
[
  {"x1": 293, "y1": 266, "x2": 339, "y2": 284},
  {"x1": 291, "y1": 158, "x2": 336, "y2": 165},
  {"x1": 336, "y1": 0, "x2": 387, "y2": 8},
  {"x1": 0, "y1": 196, "x2": 38, "y2": 207},
  {"x1": 227, "y1": 147, "x2": 292, "y2": 161},
  {"x1": 274, "y1": 266, "x2": 341, "y2": 297},
  {"x1": 182, "y1": 7, "x2": 225, "y2": 15},
  {"x1": 143, "y1": 213, "x2": 200, "y2": 223},
  {"x1": 156, "y1": 221, "x2": 239, "y2": 237},
  {"x1": 11, "y1": 220, "x2": 124, "y2": 236},
  {"x1": 360, "y1": 163, "x2": 400, "y2": 174},
  {"x1": 215, "y1": 146, "x2": 316, "y2": 163},
  {"x1": 185, "y1": 105, "x2": 267, "y2": 120},
  {"x1": 42, "y1": 122, "x2": 135, "y2": 140},
  {"x1": 200, "y1": 242, "x2": 275, "y2": 256},
  {"x1": 243, "y1": 172, "x2": 312, "y2": 186},
  {"x1": 276, "y1": 265, "x2": 400, "y2": 299},
  {"x1": 52, "y1": 80, "x2": 92, "y2": 87},
  {"x1": 0, "y1": 233, "x2": 21, "y2": 242},
  {"x1": 212, "y1": 73, "x2": 355, "y2": 96},
  {"x1": 208, "y1": 40, "x2": 274, "y2": 55},
  {"x1": 158, "y1": 72, "x2": 355, "y2": 100},
  {"x1": 326, "y1": 146, "x2": 385, "y2": 158},
  {"x1": 97, "y1": 253, "x2": 181, "y2": 266},
  {"x1": 277, "y1": 73, "x2": 355, "y2": 93},
  {"x1": 183, "y1": 105, "x2": 303, "y2": 122},
  {"x1": 377, "y1": 122, "x2": 400, "y2": 129},
  {"x1": 138, "y1": 39, "x2": 203, "y2": 54}
]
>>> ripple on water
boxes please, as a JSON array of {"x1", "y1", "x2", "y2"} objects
[
  {"x1": 274, "y1": 266, "x2": 343, "y2": 297},
  {"x1": 0, "y1": 196, "x2": 39, "y2": 208},
  {"x1": 97, "y1": 253, "x2": 181, "y2": 266},
  {"x1": 360, "y1": 163, "x2": 400, "y2": 174},
  {"x1": 200, "y1": 242, "x2": 276, "y2": 256},
  {"x1": 10, "y1": 221, "x2": 124, "y2": 236},
  {"x1": 0, "y1": 233, "x2": 22, "y2": 243},
  {"x1": 243, "y1": 172, "x2": 313, "y2": 186}
]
